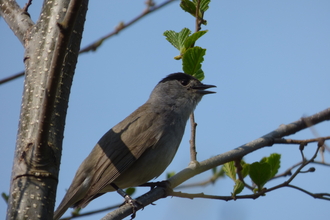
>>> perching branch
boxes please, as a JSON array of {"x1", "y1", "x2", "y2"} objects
[
  {"x1": 167, "y1": 135, "x2": 330, "y2": 201},
  {"x1": 101, "y1": 108, "x2": 330, "y2": 219}
]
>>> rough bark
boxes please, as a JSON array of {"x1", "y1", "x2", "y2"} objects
[{"x1": 1, "y1": 0, "x2": 88, "y2": 219}]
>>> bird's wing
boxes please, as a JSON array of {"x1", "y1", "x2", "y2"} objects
[
  {"x1": 64, "y1": 103, "x2": 164, "y2": 209},
  {"x1": 84, "y1": 103, "x2": 164, "y2": 198}
]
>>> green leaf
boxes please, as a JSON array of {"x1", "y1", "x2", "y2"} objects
[
  {"x1": 1, "y1": 192, "x2": 8, "y2": 203},
  {"x1": 182, "y1": 46, "x2": 206, "y2": 79},
  {"x1": 184, "y1": 30, "x2": 208, "y2": 49},
  {"x1": 241, "y1": 161, "x2": 250, "y2": 179},
  {"x1": 267, "y1": 153, "x2": 281, "y2": 178},
  {"x1": 181, "y1": 0, "x2": 210, "y2": 17},
  {"x1": 193, "y1": 69, "x2": 204, "y2": 81},
  {"x1": 163, "y1": 28, "x2": 191, "y2": 53},
  {"x1": 233, "y1": 179, "x2": 245, "y2": 196},
  {"x1": 166, "y1": 171, "x2": 176, "y2": 179},
  {"x1": 249, "y1": 162, "x2": 272, "y2": 190},
  {"x1": 180, "y1": 0, "x2": 196, "y2": 16},
  {"x1": 125, "y1": 187, "x2": 136, "y2": 196},
  {"x1": 223, "y1": 161, "x2": 236, "y2": 181},
  {"x1": 216, "y1": 166, "x2": 226, "y2": 178},
  {"x1": 212, "y1": 167, "x2": 217, "y2": 175},
  {"x1": 195, "y1": 0, "x2": 210, "y2": 13},
  {"x1": 260, "y1": 153, "x2": 281, "y2": 178},
  {"x1": 71, "y1": 207, "x2": 81, "y2": 216}
]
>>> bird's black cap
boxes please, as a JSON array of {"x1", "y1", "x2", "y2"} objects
[
  {"x1": 159, "y1": 72, "x2": 216, "y2": 94},
  {"x1": 159, "y1": 72, "x2": 196, "y2": 84}
]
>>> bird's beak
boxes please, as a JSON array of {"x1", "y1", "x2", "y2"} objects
[{"x1": 193, "y1": 83, "x2": 216, "y2": 94}]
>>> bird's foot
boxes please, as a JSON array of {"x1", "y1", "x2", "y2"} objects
[{"x1": 122, "y1": 194, "x2": 143, "y2": 219}]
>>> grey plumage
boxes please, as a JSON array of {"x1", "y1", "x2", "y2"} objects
[{"x1": 54, "y1": 72, "x2": 215, "y2": 219}]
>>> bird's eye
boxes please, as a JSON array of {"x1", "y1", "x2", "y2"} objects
[{"x1": 179, "y1": 79, "x2": 189, "y2": 86}]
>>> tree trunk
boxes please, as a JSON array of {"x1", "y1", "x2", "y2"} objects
[{"x1": 1, "y1": 0, "x2": 88, "y2": 219}]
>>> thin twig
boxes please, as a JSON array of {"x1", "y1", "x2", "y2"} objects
[
  {"x1": 189, "y1": 113, "x2": 198, "y2": 161},
  {"x1": 175, "y1": 172, "x2": 225, "y2": 189},
  {"x1": 0, "y1": 71, "x2": 25, "y2": 85},
  {"x1": 271, "y1": 161, "x2": 302, "y2": 180},
  {"x1": 60, "y1": 204, "x2": 122, "y2": 220},
  {"x1": 79, "y1": 0, "x2": 174, "y2": 53},
  {"x1": 234, "y1": 159, "x2": 254, "y2": 190},
  {"x1": 273, "y1": 136, "x2": 330, "y2": 145},
  {"x1": 171, "y1": 141, "x2": 330, "y2": 201},
  {"x1": 22, "y1": 0, "x2": 33, "y2": 13},
  {"x1": 195, "y1": 0, "x2": 201, "y2": 32},
  {"x1": 170, "y1": 182, "x2": 330, "y2": 201},
  {"x1": 0, "y1": 0, "x2": 175, "y2": 85},
  {"x1": 286, "y1": 184, "x2": 330, "y2": 200},
  {"x1": 188, "y1": 0, "x2": 204, "y2": 162}
]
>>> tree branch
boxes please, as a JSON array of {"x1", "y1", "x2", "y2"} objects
[
  {"x1": 167, "y1": 139, "x2": 330, "y2": 201},
  {"x1": 273, "y1": 137, "x2": 330, "y2": 145},
  {"x1": 0, "y1": 0, "x2": 34, "y2": 45},
  {"x1": 189, "y1": 0, "x2": 205, "y2": 163},
  {"x1": 22, "y1": 0, "x2": 32, "y2": 14},
  {"x1": 35, "y1": 0, "x2": 84, "y2": 154},
  {"x1": 101, "y1": 108, "x2": 330, "y2": 219},
  {"x1": 189, "y1": 113, "x2": 198, "y2": 161},
  {"x1": 79, "y1": 0, "x2": 175, "y2": 53},
  {"x1": 0, "y1": 71, "x2": 24, "y2": 85}
]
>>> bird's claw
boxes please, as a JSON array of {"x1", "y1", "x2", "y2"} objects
[{"x1": 124, "y1": 195, "x2": 143, "y2": 219}]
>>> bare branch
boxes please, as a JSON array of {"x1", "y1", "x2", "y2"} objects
[
  {"x1": 22, "y1": 0, "x2": 32, "y2": 14},
  {"x1": 169, "y1": 183, "x2": 330, "y2": 201},
  {"x1": 0, "y1": 71, "x2": 24, "y2": 85},
  {"x1": 189, "y1": 0, "x2": 205, "y2": 163},
  {"x1": 79, "y1": 0, "x2": 175, "y2": 53},
  {"x1": 286, "y1": 185, "x2": 330, "y2": 200},
  {"x1": 170, "y1": 141, "x2": 330, "y2": 202},
  {"x1": 169, "y1": 190, "x2": 263, "y2": 201},
  {"x1": 195, "y1": 0, "x2": 201, "y2": 32},
  {"x1": 273, "y1": 136, "x2": 330, "y2": 145},
  {"x1": 60, "y1": 204, "x2": 121, "y2": 220},
  {"x1": 175, "y1": 171, "x2": 225, "y2": 189},
  {"x1": 189, "y1": 113, "x2": 198, "y2": 161}
]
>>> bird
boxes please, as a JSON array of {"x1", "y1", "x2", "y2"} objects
[{"x1": 53, "y1": 72, "x2": 216, "y2": 219}]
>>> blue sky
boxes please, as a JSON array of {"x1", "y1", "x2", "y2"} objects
[{"x1": 1, "y1": 1, "x2": 330, "y2": 220}]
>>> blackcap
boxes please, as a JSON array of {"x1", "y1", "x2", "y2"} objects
[{"x1": 54, "y1": 72, "x2": 215, "y2": 219}]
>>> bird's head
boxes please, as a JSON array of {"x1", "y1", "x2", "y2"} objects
[{"x1": 148, "y1": 72, "x2": 216, "y2": 114}]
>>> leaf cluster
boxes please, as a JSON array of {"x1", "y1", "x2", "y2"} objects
[
  {"x1": 223, "y1": 153, "x2": 281, "y2": 196},
  {"x1": 163, "y1": 0, "x2": 210, "y2": 81}
]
